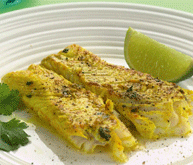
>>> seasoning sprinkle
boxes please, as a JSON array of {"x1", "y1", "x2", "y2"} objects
[
  {"x1": 26, "y1": 94, "x2": 32, "y2": 98},
  {"x1": 26, "y1": 81, "x2": 33, "y2": 85},
  {"x1": 62, "y1": 48, "x2": 69, "y2": 53}
]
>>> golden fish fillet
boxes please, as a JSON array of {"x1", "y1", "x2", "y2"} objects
[
  {"x1": 2, "y1": 64, "x2": 137, "y2": 163},
  {"x1": 41, "y1": 44, "x2": 193, "y2": 139}
]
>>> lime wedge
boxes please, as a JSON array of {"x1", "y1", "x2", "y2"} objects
[{"x1": 124, "y1": 27, "x2": 193, "y2": 83}]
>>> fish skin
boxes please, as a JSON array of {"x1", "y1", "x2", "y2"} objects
[
  {"x1": 2, "y1": 64, "x2": 137, "y2": 163},
  {"x1": 41, "y1": 44, "x2": 193, "y2": 139}
]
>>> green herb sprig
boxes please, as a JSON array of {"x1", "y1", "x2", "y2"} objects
[
  {"x1": 0, "y1": 83, "x2": 30, "y2": 152},
  {"x1": 0, "y1": 118, "x2": 30, "y2": 151},
  {"x1": 0, "y1": 83, "x2": 20, "y2": 115}
]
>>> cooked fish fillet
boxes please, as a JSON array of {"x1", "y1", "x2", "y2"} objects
[
  {"x1": 2, "y1": 64, "x2": 137, "y2": 163},
  {"x1": 41, "y1": 44, "x2": 193, "y2": 139}
]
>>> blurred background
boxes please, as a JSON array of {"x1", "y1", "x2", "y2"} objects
[{"x1": 1, "y1": 0, "x2": 193, "y2": 14}]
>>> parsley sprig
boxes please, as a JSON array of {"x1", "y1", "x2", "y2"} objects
[
  {"x1": 0, "y1": 83, "x2": 20, "y2": 115},
  {"x1": 0, "y1": 118, "x2": 30, "y2": 151},
  {"x1": 0, "y1": 83, "x2": 30, "y2": 152}
]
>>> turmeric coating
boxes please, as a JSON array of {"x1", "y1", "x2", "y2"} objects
[
  {"x1": 41, "y1": 44, "x2": 193, "y2": 139},
  {"x1": 2, "y1": 64, "x2": 137, "y2": 163}
]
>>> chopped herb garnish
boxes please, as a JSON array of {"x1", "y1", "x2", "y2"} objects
[
  {"x1": 126, "y1": 86, "x2": 133, "y2": 92},
  {"x1": 0, "y1": 83, "x2": 20, "y2": 116},
  {"x1": 0, "y1": 83, "x2": 30, "y2": 152},
  {"x1": 62, "y1": 48, "x2": 69, "y2": 53},
  {"x1": 99, "y1": 127, "x2": 111, "y2": 141},
  {"x1": 122, "y1": 105, "x2": 126, "y2": 108},
  {"x1": 131, "y1": 108, "x2": 138, "y2": 113},
  {"x1": 0, "y1": 118, "x2": 30, "y2": 152},
  {"x1": 26, "y1": 95, "x2": 32, "y2": 98},
  {"x1": 26, "y1": 81, "x2": 33, "y2": 85},
  {"x1": 130, "y1": 92, "x2": 137, "y2": 99}
]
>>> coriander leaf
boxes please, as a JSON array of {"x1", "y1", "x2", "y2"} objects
[
  {"x1": 0, "y1": 83, "x2": 20, "y2": 115},
  {"x1": 0, "y1": 118, "x2": 30, "y2": 152}
]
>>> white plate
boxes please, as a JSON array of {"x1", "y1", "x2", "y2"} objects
[{"x1": 0, "y1": 2, "x2": 193, "y2": 165}]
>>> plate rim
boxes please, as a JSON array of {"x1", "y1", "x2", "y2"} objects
[
  {"x1": 1, "y1": 2, "x2": 193, "y2": 19},
  {"x1": 0, "y1": 2, "x2": 193, "y2": 165}
]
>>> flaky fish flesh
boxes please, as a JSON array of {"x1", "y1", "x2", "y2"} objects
[
  {"x1": 41, "y1": 44, "x2": 193, "y2": 139},
  {"x1": 2, "y1": 64, "x2": 137, "y2": 163}
]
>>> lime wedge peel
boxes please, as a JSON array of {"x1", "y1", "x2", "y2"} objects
[{"x1": 124, "y1": 27, "x2": 193, "y2": 83}]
